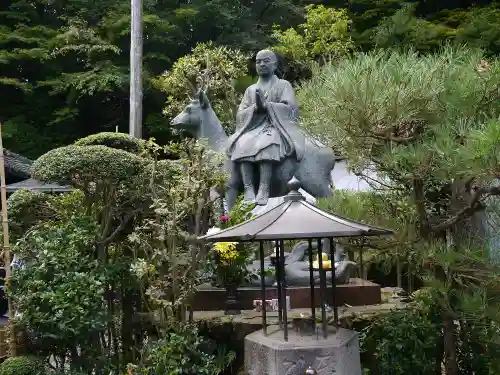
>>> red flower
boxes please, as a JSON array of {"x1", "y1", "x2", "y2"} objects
[{"x1": 220, "y1": 215, "x2": 230, "y2": 222}]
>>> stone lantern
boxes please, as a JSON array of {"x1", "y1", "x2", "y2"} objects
[{"x1": 200, "y1": 178, "x2": 392, "y2": 375}]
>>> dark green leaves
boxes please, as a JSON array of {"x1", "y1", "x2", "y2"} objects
[{"x1": 32, "y1": 144, "x2": 148, "y2": 188}]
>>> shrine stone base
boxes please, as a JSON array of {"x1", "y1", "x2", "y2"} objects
[
  {"x1": 244, "y1": 325, "x2": 361, "y2": 375},
  {"x1": 192, "y1": 278, "x2": 381, "y2": 311}
]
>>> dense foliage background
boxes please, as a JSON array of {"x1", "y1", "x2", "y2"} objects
[
  {"x1": 1, "y1": 0, "x2": 500, "y2": 159},
  {"x1": 3, "y1": 1, "x2": 500, "y2": 374}
]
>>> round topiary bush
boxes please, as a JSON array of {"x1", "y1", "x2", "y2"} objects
[
  {"x1": 74, "y1": 132, "x2": 146, "y2": 154},
  {"x1": 0, "y1": 356, "x2": 44, "y2": 375}
]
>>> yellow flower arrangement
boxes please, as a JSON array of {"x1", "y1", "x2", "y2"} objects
[{"x1": 213, "y1": 242, "x2": 239, "y2": 265}]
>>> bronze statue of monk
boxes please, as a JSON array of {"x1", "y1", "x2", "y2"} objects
[{"x1": 227, "y1": 50, "x2": 306, "y2": 205}]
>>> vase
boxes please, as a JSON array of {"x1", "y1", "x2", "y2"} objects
[{"x1": 224, "y1": 283, "x2": 241, "y2": 315}]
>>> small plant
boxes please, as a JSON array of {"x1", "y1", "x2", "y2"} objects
[
  {"x1": 210, "y1": 241, "x2": 254, "y2": 287},
  {"x1": 206, "y1": 199, "x2": 257, "y2": 287},
  {"x1": 359, "y1": 308, "x2": 439, "y2": 374},
  {"x1": 0, "y1": 356, "x2": 44, "y2": 375},
  {"x1": 131, "y1": 323, "x2": 234, "y2": 375},
  {"x1": 221, "y1": 198, "x2": 255, "y2": 229}
]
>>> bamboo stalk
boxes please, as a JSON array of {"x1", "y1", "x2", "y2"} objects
[{"x1": 0, "y1": 122, "x2": 16, "y2": 356}]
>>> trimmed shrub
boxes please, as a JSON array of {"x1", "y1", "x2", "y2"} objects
[
  {"x1": 74, "y1": 132, "x2": 146, "y2": 154},
  {"x1": 0, "y1": 356, "x2": 44, "y2": 375}
]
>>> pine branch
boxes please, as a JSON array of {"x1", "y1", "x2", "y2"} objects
[
  {"x1": 413, "y1": 178, "x2": 429, "y2": 235},
  {"x1": 368, "y1": 130, "x2": 416, "y2": 144},
  {"x1": 431, "y1": 184, "x2": 500, "y2": 233}
]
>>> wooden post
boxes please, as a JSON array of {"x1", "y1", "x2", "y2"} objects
[
  {"x1": 129, "y1": 0, "x2": 143, "y2": 139},
  {"x1": 396, "y1": 251, "x2": 402, "y2": 289},
  {"x1": 0, "y1": 122, "x2": 16, "y2": 356}
]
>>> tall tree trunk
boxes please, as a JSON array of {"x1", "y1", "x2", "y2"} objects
[
  {"x1": 121, "y1": 288, "x2": 135, "y2": 370},
  {"x1": 442, "y1": 230, "x2": 459, "y2": 375},
  {"x1": 443, "y1": 315, "x2": 458, "y2": 375},
  {"x1": 458, "y1": 320, "x2": 474, "y2": 375},
  {"x1": 434, "y1": 326, "x2": 444, "y2": 375}
]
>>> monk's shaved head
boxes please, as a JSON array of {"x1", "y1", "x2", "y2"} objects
[
  {"x1": 256, "y1": 49, "x2": 277, "y2": 61},
  {"x1": 255, "y1": 49, "x2": 278, "y2": 78}
]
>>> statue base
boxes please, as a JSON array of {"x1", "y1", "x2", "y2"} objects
[
  {"x1": 192, "y1": 278, "x2": 381, "y2": 311},
  {"x1": 244, "y1": 326, "x2": 361, "y2": 375}
]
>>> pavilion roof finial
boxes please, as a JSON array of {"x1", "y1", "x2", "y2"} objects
[{"x1": 284, "y1": 176, "x2": 305, "y2": 202}]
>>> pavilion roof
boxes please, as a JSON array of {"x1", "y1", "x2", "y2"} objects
[
  {"x1": 200, "y1": 178, "x2": 393, "y2": 242},
  {"x1": 5, "y1": 178, "x2": 72, "y2": 193}
]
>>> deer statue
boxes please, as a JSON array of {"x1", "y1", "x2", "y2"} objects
[{"x1": 171, "y1": 89, "x2": 336, "y2": 211}]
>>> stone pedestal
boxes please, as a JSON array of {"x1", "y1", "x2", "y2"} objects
[
  {"x1": 192, "y1": 278, "x2": 381, "y2": 311},
  {"x1": 244, "y1": 325, "x2": 361, "y2": 375}
]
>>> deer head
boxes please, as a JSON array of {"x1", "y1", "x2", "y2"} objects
[{"x1": 170, "y1": 90, "x2": 210, "y2": 137}]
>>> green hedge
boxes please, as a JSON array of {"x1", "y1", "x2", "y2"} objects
[
  {"x1": 0, "y1": 356, "x2": 44, "y2": 375},
  {"x1": 342, "y1": 309, "x2": 440, "y2": 374}
]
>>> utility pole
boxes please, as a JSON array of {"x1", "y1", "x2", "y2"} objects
[{"x1": 129, "y1": 0, "x2": 143, "y2": 139}]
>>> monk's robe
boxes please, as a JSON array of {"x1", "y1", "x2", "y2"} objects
[{"x1": 227, "y1": 76, "x2": 305, "y2": 163}]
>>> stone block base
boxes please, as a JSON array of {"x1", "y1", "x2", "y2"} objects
[
  {"x1": 244, "y1": 326, "x2": 361, "y2": 375},
  {"x1": 192, "y1": 278, "x2": 380, "y2": 311}
]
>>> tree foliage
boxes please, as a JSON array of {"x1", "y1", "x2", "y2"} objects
[
  {"x1": 301, "y1": 46, "x2": 500, "y2": 374},
  {"x1": 11, "y1": 215, "x2": 109, "y2": 372},
  {"x1": 7, "y1": 189, "x2": 57, "y2": 242},
  {"x1": 154, "y1": 42, "x2": 248, "y2": 133},
  {"x1": 454, "y1": 4, "x2": 500, "y2": 56},
  {"x1": 74, "y1": 132, "x2": 147, "y2": 154},
  {"x1": 32, "y1": 145, "x2": 148, "y2": 191},
  {"x1": 274, "y1": 5, "x2": 354, "y2": 61},
  {"x1": 9, "y1": 133, "x2": 228, "y2": 374},
  {"x1": 360, "y1": 307, "x2": 440, "y2": 374},
  {"x1": 318, "y1": 189, "x2": 416, "y2": 275},
  {"x1": 9, "y1": 134, "x2": 153, "y2": 372},
  {"x1": 129, "y1": 140, "x2": 226, "y2": 321},
  {"x1": 0, "y1": 356, "x2": 45, "y2": 375},
  {"x1": 348, "y1": 0, "x2": 500, "y2": 53},
  {"x1": 372, "y1": 4, "x2": 456, "y2": 52},
  {"x1": 0, "y1": 0, "x2": 303, "y2": 158},
  {"x1": 272, "y1": 5, "x2": 354, "y2": 80},
  {"x1": 2, "y1": 0, "x2": 499, "y2": 159},
  {"x1": 299, "y1": 47, "x2": 500, "y2": 207},
  {"x1": 132, "y1": 323, "x2": 234, "y2": 375}
]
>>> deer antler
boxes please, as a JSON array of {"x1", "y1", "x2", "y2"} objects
[
  {"x1": 196, "y1": 53, "x2": 211, "y2": 94},
  {"x1": 183, "y1": 75, "x2": 197, "y2": 99}
]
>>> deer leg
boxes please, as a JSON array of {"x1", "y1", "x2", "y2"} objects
[
  {"x1": 225, "y1": 163, "x2": 241, "y2": 212},
  {"x1": 225, "y1": 187, "x2": 238, "y2": 212}
]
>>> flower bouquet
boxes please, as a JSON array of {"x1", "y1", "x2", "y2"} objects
[
  {"x1": 205, "y1": 207, "x2": 257, "y2": 314},
  {"x1": 204, "y1": 239, "x2": 252, "y2": 315}
]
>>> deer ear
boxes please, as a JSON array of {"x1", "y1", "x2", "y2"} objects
[{"x1": 198, "y1": 89, "x2": 208, "y2": 109}]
